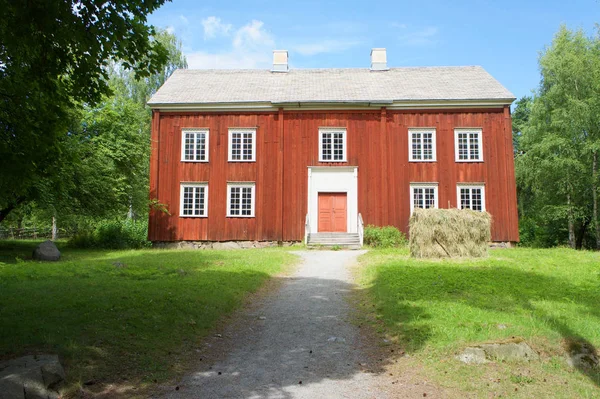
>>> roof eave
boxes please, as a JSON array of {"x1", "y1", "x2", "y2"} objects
[{"x1": 148, "y1": 98, "x2": 516, "y2": 112}]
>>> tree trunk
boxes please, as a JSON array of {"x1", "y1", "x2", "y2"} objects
[
  {"x1": 0, "y1": 206, "x2": 16, "y2": 223},
  {"x1": 0, "y1": 197, "x2": 26, "y2": 223},
  {"x1": 128, "y1": 197, "x2": 134, "y2": 220},
  {"x1": 593, "y1": 150, "x2": 600, "y2": 250},
  {"x1": 51, "y1": 216, "x2": 57, "y2": 241},
  {"x1": 575, "y1": 220, "x2": 589, "y2": 250},
  {"x1": 567, "y1": 193, "x2": 576, "y2": 249}
]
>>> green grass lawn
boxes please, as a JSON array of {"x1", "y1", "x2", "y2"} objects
[
  {"x1": 0, "y1": 240, "x2": 296, "y2": 395},
  {"x1": 358, "y1": 247, "x2": 600, "y2": 398}
]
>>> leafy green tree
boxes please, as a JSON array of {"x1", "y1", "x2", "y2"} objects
[
  {"x1": 0, "y1": 0, "x2": 169, "y2": 222},
  {"x1": 516, "y1": 25, "x2": 600, "y2": 249},
  {"x1": 0, "y1": 29, "x2": 187, "y2": 234}
]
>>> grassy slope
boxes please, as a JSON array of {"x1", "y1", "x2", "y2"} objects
[
  {"x1": 0, "y1": 241, "x2": 295, "y2": 394},
  {"x1": 358, "y1": 247, "x2": 600, "y2": 398}
]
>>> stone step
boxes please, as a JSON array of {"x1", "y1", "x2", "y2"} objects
[{"x1": 307, "y1": 233, "x2": 361, "y2": 248}]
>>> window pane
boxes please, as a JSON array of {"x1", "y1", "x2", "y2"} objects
[
  {"x1": 195, "y1": 133, "x2": 206, "y2": 161},
  {"x1": 424, "y1": 188, "x2": 435, "y2": 209},
  {"x1": 242, "y1": 132, "x2": 253, "y2": 160},
  {"x1": 229, "y1": 187, "x2": 240, "y2": 215},
  {"x1": 469, "y1": 133, "x2": 480, "y2": 160},
  {"x1": 412, "y1": 132, "x2": 422, "y2": 160},
  {"x1": 183, "y1": 186, "x2": 193, "y2": 215},
  {"x1": 333, "y1": 132, "x2": 344, "y2": 160},
  {"x1": 458, "y1": 133, "x2": 468, "y2": 160},
  {"x1": 413, "y1": 188, "x2": 423, "y2": 209},
  {"x1": 231, "y1": 133, "x2": 242, "y2": 160},
  {"x1": 322, "y1": 132, "x2": 332, "y2": 160},
  {"x1": 184, "y1": 133, "x2": 194, "y2": 160},
  {"x1": 194, "y1": 186, "x2": 205, "y2": 215},
  {"x1": 241, "y1": 187, "x2": 252, "y2": 216},
  {"x1": 460, "y1": 188, "x2": 470, "y2": 210},
  {"x1": 471, "y1": 188, "x2": 482, "y2": 211},
  {"x1": 423, "y1": 132, "x2": 433, "y2": 160}
]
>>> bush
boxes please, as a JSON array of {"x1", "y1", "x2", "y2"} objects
[
  {"x1": 69, "y1": 220, "x2": 150, "y2": 249},
  {"x1": 363, "y1": 225, "x2": 407, "y2": 248}
]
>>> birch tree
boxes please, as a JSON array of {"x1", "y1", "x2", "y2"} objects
[{"x1": 517, "y1": 25, "x2": 600, "y2": 249}]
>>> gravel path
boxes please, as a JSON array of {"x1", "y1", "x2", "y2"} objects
[{"x1": 159, "y1": 250, "x2": 391, "y2": 399}]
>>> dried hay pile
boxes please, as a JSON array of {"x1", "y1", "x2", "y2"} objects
[{"x1": 409, "y1": 208, "x2": 491, "y2": 258}]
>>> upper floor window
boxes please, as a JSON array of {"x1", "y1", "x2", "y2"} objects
[
  {"x1": 180, "y1": 183, "x2": 208, "y2": 217},
  {"x1": 455, "y1": 128, "x2": 483, "y2": 162},
  {"x1": 227, "y1": 183, "x2": 255, "y2": 217},
  {"x1": 410, "y1": 184, "x2": 438, "y2": 213},
  {"x1": 457, "y1": 185, "x2": 485, "y2": 211},
  {"x1": 319, "y1": 128, "x2": 347, "y2": 162},
  {"x1": 182, "y1": 129, "x2": 209, "y2": 162},
  {"x1": 229, "y1": 128, "x2": 256, "y2": 162},
  {"x1": 409, "y1": 128, "x2": 436, "y2": 162}
]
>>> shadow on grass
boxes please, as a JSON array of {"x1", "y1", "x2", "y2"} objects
[
  {"x1": 0, "y1": 248, "x2": 293, "y2": 394},
  {"x1": 369, "y1": 263, "x2": 600, "y2": 387},
  {"x1": 1, "y1": 247, "x2": 398, "y2": 398}
]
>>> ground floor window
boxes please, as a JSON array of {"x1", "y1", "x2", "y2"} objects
[
  {"x1": 227, "y1": 183, "x2": 255, "y2": 217},
  {"x1": 457, "y1": 185, "x2": 485, "y2": 211},
  {"x1": 410, "y1": 184, "x2": 438, "y2": 213},
  {"x1": 180, "y1": 183, "x2": 208, "y2": 217}
]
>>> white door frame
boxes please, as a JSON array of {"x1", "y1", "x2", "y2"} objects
[{"x1": 307, "y1": 166, "x2": 358, "y2": 234}]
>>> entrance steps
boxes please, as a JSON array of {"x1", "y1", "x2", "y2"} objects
[{"x1": 306, "y1": 233, "x2": 361, "y2": 249}]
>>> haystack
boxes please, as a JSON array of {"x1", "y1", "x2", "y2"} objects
[{"x1": 409, "y1": 208, "x2": 491, "y2": 258}]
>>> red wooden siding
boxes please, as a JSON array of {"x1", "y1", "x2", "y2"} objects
[{"x1": 149, "y1": 107, "x2": 519, "y2": 242}]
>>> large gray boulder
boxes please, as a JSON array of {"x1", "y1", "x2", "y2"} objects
[
  {"x1": 0, "y1": 355, "x2": 65, "y2": 399},
  {"x1": 32, "y1": 241, "x2": 61, "y2": 261}
]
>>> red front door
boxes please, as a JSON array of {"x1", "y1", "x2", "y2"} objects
[{"x1": 318, "y1": 193, "x2": 347, "y2": 232}]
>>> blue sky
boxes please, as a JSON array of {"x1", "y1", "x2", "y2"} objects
[{"x1": 148, "y1": 0, "x2": 599, "y2": 101}]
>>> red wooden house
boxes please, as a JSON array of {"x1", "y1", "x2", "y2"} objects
[{"x1": 147, "y1": 49, "x2": 518, "y2": 246}]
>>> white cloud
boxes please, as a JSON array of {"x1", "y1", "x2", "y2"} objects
[
  {"x1": 165, "y1": 26, "x2": 175, "y2": 34},
  {"x1": 201, "y1": 16, "x2": 233, "y2": 39},
  {"x1": 391, "y1": 22, "x2": 407, "y2": 29},
  {"x1": 398, "y1": 27, "x2": 439, "y2": 46},
  {"x1": 292, "y1": 39, "x2": 361, "y2": 56},
  {"x1": 179, "y1": 15, "x2": 189, "y2": 25},
  {"x1": 187, "y1": 19, "x2": 274, "y2": 69},
  {"x1": 233, "y1": 20, "x2": 274, "y2": 49}
]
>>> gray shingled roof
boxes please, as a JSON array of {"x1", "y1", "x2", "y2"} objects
[{"x1": 148, "y1": 66, "x2": 515, "y2": 106}]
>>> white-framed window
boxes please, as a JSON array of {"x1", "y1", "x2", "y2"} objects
[
  {"x1": 180, "y1": 183, "x2": 208, "y2": 217},
  {"x1": 227, "y1": 183, "x2": 255, "y2": 217},
  {"x1": 455, "y1": 128, "x2": 483, "y2": 162},
  {"x1": 457, "y1": 185, "x2": 486, "y2": 211},
  {"x1": 409, "y1": 128, "x2": 436, "y2": 162},
  {"x1": 228, "y1": 128, "x2": 256, "y2": 162},
  {"x1": 319, "y1": 128, "x2": 347, "y2": 162},
  {"x1": 410, "y1": 183, "x2": 439, "y2": 213},
  {"x1": 181, "y1": 129, "x2": 209, "y2": 162}
]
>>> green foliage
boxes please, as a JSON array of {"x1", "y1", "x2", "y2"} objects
[
  {"x1": 363, "y1": 225, "x2": 407, "y2": 248},
  {"x1": 69, "y1": 220, "x2": 151, "y2": 249},
  {"x1": 1, "y1": 29, "x2": 187, "y2": 231},
  {"x1": 0, "y1": 0, "x2": 169, "y2": 221},
  {"x1": 515, "y1": 25, "x2": 600, "y2": 249},
  {"x1": 358, "y1": 247, "x2": 600, "y2": 396},
  {"x1": 0, "y1": 242, "x2": 294, "y2": 395}
]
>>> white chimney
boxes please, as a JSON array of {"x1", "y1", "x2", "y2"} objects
[
  {"x1": 370, "y1": 48, "x2": 388, "y2": 71},
  {"x1": 272, "y1": 50, "x2": 288, "y2": 72}
]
